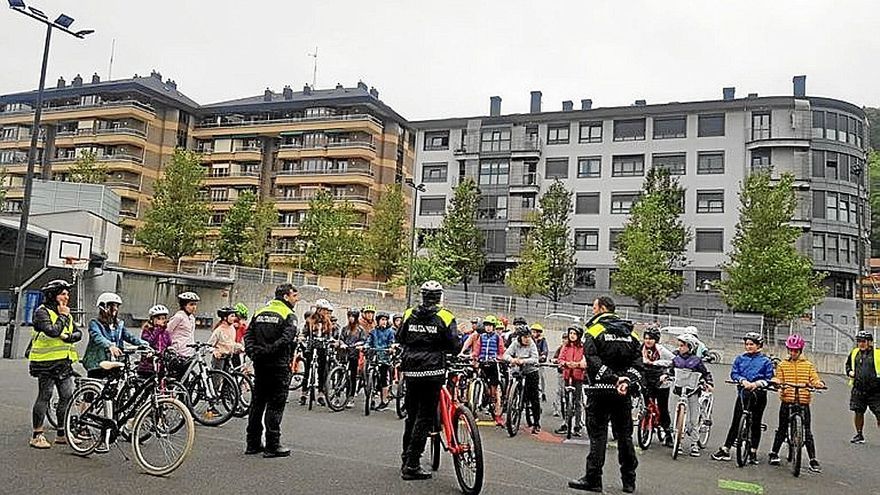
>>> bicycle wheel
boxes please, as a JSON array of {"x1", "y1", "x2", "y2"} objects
[
  {"x1": 63, "y1": 384, "x2": 104, "y2": 456},
  {"x1": 698, "y1": 394, "x2": 713, "y2": 449},
  {"x1": 289, "y1": 357, "x2": 305, "y2": 391},
  {"x1": 735, "y1": 414, "x2": 751, "y2": 468},
  {"x1": 672, "y1": 402, "x2": 686, "y2": 460},
  {"x1": 363, "y1": 367, "x2": 373, "y2": 416},
  {"x1": 189, "y1": 370, "x2": 238, "y2": 427},
  {"x1": 790, "y1": 414, "x2": 804, "y2": 477},
  {"x1": 325, "y1": 366, "x2": 350, "y2": 413},
  {"x1": 232, "y1": 372, "x2": 253, "y2": 418},
  {"x1": 451, "y1": 405, "x2": 484, "y2": 495},
  {"x1": 506, "y1": 383, "x2": 523, "y2": 437},
  {"x1": 467, "y1": 379, "x2": 483, "y2": 417},
  {"x1": 431, "y1": 431, "x2": 441, "y2": 471},
  {"x1": 47, "y1": 398, "x2": 60, "y2": 430},
  {"x1": 132, "y1": 397, "x2": 195, "y2": 476},
  {"x1": 395, "y1": 378, "x2": 407, "y2": 419},
  {"x1": 637, "y1": 405, "x2": 653, "y2": 450}
]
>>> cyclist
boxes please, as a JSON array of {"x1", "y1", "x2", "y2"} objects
[
  {"x1": 457, "y1": 321, "x2": 473, "y2": 347},
  {"x1": 555, "y1": 326, "x2": 586, "y2": 436},
  {"x1": 299, "y1": 299, "x2": 334, "y2": 406},
  {"x1": 82, "y1": 293, "x2": 148, "y2": 377},
  {"x1": 27, "y1": 279, "x2": 81, "y2": 449},
  {"x1": 138, "y1": 305, "x2": 171, "y2": 375},
  {"x1": 368, "y1": 311, "x2": 396, "y2": 411},
  {"x1": 503, "y1": 327, "x2": 542, "y2": 434},
  {"x1": 641, "y1": 326, "x2": 674, "y2": 447},
  {"x1": 767, "y1": 333, "x2": 825, "y2": 472},
  {"x1": 336, "y1": 308, "x2": 367, "y2": 408},
  {"x1": 360, "y1": 304, "x2": 377, "y2": 333},
  {"x1": 391, "y1": 313, "x2": 403, "y2": 333},
  {"x1": 397, "y1": 280, "x2": 459, "y2": 481},
  {"x1": 459, "y1": 318, "x2": 484, "y2": 355},
  {"x1": 209, "y1": 306, "x2": 244, "y2": 372},
  {"x1": 500, "y1": 316, "x2": 514, "y2": 346},
  {"x1": 846, "y1": 330, "x2": 880, "y2": 444},
  {"x1": 471, "y1": 315, "x2": 507, "y2": 426},
  {"x1": 531, "y1": 323, "x2": 549, "y2": 401},
  {"x1": 711, "y1": 332, "x2": 775, "y2": 464},
  {"x1": 671, "y1": 333, "x2": 714, "y2": 457},
  {"x1": 234, "y1": 302, "x2": 250, "y2": 344},
  {"x1": 168, "y1": 292, "x2": 200, "y2": 358}
]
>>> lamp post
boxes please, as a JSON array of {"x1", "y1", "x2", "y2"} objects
[
  {"x1": 4, "y1": 1, "x2": 93, "y2": 358},
  {"x1": 699, "y1": 279, "x2": 713, "y2": 316},
  {"x1": 405, "y1": 178, "x2": 426, "y2": 307},
  {"x1": 852, "y1": 160, "x2": 865, "y2": 332}
]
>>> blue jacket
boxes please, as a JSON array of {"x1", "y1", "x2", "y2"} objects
[
  {"x1": 369, "y1": 325, "x2": 396, "y2": 363},
  {"x1": 730, "y1": 351, "x2": 774, "y2": 386},
  {"x1": 82, "y1": 318, "x2": 147, "y2": 370}
]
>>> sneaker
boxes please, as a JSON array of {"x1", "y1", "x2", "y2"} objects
[
  {"x1": 851, "y1": 433, "x2": 866, "y2": 444},
  {"x1": 299, "y1": 396, "x2": 307, "y2": 406},
  {"x1": 768, "y1": 452, "x2": 780, "y2": 466},
  {"x1": 748, "y1": 452, "x2": 760, "y2": 465},
  {"x1": 711, "y1": 447, "x2": 731, "y2": 461},
  {"x1": 689, "y1": 444, "x2": 701, "y2": 457},
  {"x1": 494, "y1": 415, "x2": 504, "y2": 427},
  {"x1": 376, "y1": 402, "x2": 389, "y2": 412},
  {"x1": 809, "y1": 459, "x2": 822, "y2": 473},
  {"x1": 555, "y1": 425, "x2": 569, "y2": 435},
  {"x1": 344, "y1": 398, "x2": 355, "y2": 409},
  {"x1": 54, "y1": 435, "x2": 67, "y2": 445},
  {"x1": 573, "y1": 427, "x2": 583, "y2": 438},
  {"x1": 531, "y1": 426, "x2": 541, "y2": 435},
  {"x1": 29, "y1": 434, "x2": 51, "y2": 449},
  {"x1": 317, "y1": 396, "x2": 326, "y2": 407}
]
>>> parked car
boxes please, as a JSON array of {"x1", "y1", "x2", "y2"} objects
[
  {"x1": 544, "y1": 313, "x2": 583, "y2": 324},
  {"x1": 348, "y1": 287, "x2": 394, "y2": 299},
  {"x1": 299, "y1": 284, "x2": 329, "y2": 292}
]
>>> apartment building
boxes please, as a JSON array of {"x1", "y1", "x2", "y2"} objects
[{"x1": 411, "y1": 76, "x2": 869, "y2": 320}]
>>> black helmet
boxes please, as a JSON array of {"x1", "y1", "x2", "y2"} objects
[
  {"x1": 743, "y1": 332, "x2": 764, "y2": 346},
  {"x1": 41, "y1": 279, "x2": 72, "y2": 300},
  {"x1": 347, "y1": 308, "x2": 361, "y2": 319},
  {"x1": 513, "y1": 316, "x2": 527, "y2": 326},
  {"x1": 566, "y1": 325, "x2": 584, "y2": 340},
  {"x1": 856, "y1": 330, "x2": 874, "y2": 341},
  {"x1": 376, "y1": 311, "x2": 389, "y2": 321},
  {"x1": 515, "y1": 327, "x2": 531, "y2": 341},
  {"x1": 217, "y1": 306, "x2": 237, "y2": 318},
  {"x1": 644, "y1": 327, "x2": 661, "y2": 341}
]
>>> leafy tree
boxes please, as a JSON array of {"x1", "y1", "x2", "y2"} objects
[
  {"x1": 613, "y1": 168, "x2": 691, "y2": 312},
  {"x1": 389, "y1": 233, "x2": 458, "y2": 289},
  {"x1": 865, "y1": 107, "x2": 880, "y2": 150},
  {"x1": 244, "y1": 197, "x2": 277, "y2": 269},
  {"x1": 364, "y1": 184, "x2": 407, "y2": 281},
  {"x1": 68, "y1": 150, "x2": 107, "y2": 184},
  {"x1": 868, "y1": 150, "x2": 880, "y2": 257},
  {"x1": 299, "y1": 190, "x2": 365, "y2": 285},
  {"x1": 507, "y1": 218, "x2": 549, "y2": 298},
  {"x1": 216, "y1": 191, "x2": 276, "y2": 268},
  {"x1": 718, "y1": 171, "x2": 826, "y2": 336},
  {"x1": 432, "y1": 177, "x2": 484, "y2": 292},
  {"x1": 526, "y1": 180, "x2": 576, "y2": 302}
]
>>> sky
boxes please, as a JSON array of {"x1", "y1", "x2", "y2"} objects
[{"x1": 1, "y1": 0, "x2": 878, "y2": 120}]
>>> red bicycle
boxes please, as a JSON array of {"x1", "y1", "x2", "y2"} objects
[
  {"x1": 636, "y1": 390, "x2": 667, "y2": 449},
  {"x1": 429, "y1": 357, "x2": 484, "y2": 495}
]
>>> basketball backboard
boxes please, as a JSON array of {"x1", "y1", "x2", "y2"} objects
[{"x1": 46, "y1": 231, "x2": 93, "y2": 269}]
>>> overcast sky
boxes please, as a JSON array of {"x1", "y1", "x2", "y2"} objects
[{"x1": 1, "y1": 0, "x2": 878, "y2": 120}]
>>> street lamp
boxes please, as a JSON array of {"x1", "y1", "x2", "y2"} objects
[
  {"x1": 405, "y1": 178, "x2": 426, "y2": 307},
  {"x1": 4, "y1": 1, "x2": 93, "y2": 358},
  {"x1": 851, "y1": 160, "x2": 866, "y2": 332},
  {"x1": 699, "y1": 279, "x2": 713, "y2": 316}
]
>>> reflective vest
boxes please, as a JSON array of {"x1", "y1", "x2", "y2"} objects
[
  {"x1": 402, "y1": 306, "x2": 454, "y2": 327},
  {"x1": 254, "y1": 299, "x2": 294, "y2": 319},
  {"x1": 29, "y1": 306, "x2": 79, "y2": 363},
  {"x1": 586, "y1": 313, "x2": 640, "y2": 340},
  {"x1": 848, "y1": 348, "x2": 880, "y2": 387}
]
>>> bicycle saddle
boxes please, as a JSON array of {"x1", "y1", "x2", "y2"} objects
[{"x1": 98, "y1": 361, "x2": 124, "y2": 371}]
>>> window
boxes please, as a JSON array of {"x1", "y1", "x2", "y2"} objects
[
  {"x1": 478, "y1": 195, "x2": 508, "y2": 220},
  {"x1": 840, "y1": 154, "x2": 850, "y2": 182},
  {"x1": 826, "y1": 234, "x2": 839, "y2": 263},
  {"x1": 696, "y1": 190, "x2": 724, "y2": 213},
  {"x1": 838, "y1": 116, "x2": 848, "y2": 143},
  {"x1": 547, "y1": 124, "x2": 570, "y2": 145},
  {"x1": 574, "y1": 268, "x2": 597, "y2": 288},
  {"x1": 521, "y1": 195, "x2": 536, "y2": 209},
  {"x1": 812, "y1": 110, "x2": 825, "y2": 139},
  {"x1": 850, "y1": 198, "x2": 857, "y2": 225},
  {"x1": 652, "y1": 153, "x2": 686, "y2": 175},
  {"x1": 825, "y1": 152, "x2": 838, "y2": 180},
  {"x1": 695, "y1": 270, "x2": 722, "y2": 286},
  {"x1": 479, "y1": 159, "x2": 509, "y2": 185},
  {"x1": 697, "y1": 151, "x2": 724, "y2": 174},
  {"x1": 695, "y1": 229, "x2": 724, "y2": 252},
  {"x1": 424, "y1": 130, "x2": 449, "y2": 150},
  {"x1": 612, "y1": 154, "x2": 645, "y2": 177},
  {"x1": 577, "y1": 156, "x2": 601, "y2": 178},
  {"x1": 480, "y1": 128, "x2": 511, "y2": 152},
  {"x1": 613, "y1": 119, "x2": 646, "y2": 141},
  {"x1": 209, "y1": 213, "x2": 225, "y2": 226},
  {"x1": 857, "y1": 120, "x2": 864, "y2": 148},
  {"x1": 826, "y1": 113, "x2": 837, "y2": 141},
  {"x1": 420, "y1": 196, "x2": 446, "y2": 216},
  {"x1": 841, "y1": 237, "x2": 851, "y2": 263},
  {"x1": 812, "y1": 150, "x2": 824, "y2": 177},
  {"x1": 812, "y1": 233, "x2": 825, "y2": 261},
  {"x1": 545, "y1": 158, "x2": 569, "y2": 179},
  {"x1": 574, "y1": 229, "x2": 599, "y2": 251},
  {"x1": 210, "y1": 188, "x2": 228, "y2": 201},
  {"x1": 483, "y1": 231, "x2": 507, "y2": 254},
  {"x1": 698, "y1": 114, "x2": 725, "y2": 137},
  {"x1": 611, "y1": 192, "x2": 640, "y2": 214},
  {"x1": 579, "y1": 122, "x2": 602, "y2": 143},
  {"x1": 825, "y1": 192, "x2": 838, "y2": 221},
  {"x1": 421, "y1": 162, "x2": 447, "y2": 183},
  {"x1": 839, "y1": 195, "x2": 849, "y2": 223},
  {"x1": 812, "y1": 191, "x2": 825, "y2": 219},
  {"x1": 750, "y1": 149, "x2": 771, "y2": 172},
  {"x1": 575, "y1": 192, "x2": 600, "y2": 214},
  {"x1": 653, "y1": 116, "x2": 686, "y2": 139},
  {"x1": 609, "y1": 229, "x2": 623, "y2": 251},
  {"x1": 751, "y1": 112, "x2": 771, "y2": 140}
]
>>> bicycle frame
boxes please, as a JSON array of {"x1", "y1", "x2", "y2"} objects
[{"x1": 439, "y1": 376, "x2": 466, "y2": 455}]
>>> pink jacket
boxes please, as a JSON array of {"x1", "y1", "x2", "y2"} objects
[{"x1": 167, "y1": 310, "x2": 196, "y2": 358}]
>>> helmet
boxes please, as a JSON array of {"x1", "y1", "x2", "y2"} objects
[
  {"x1": 530, "y1": 323, "x2": 544, "y2": 333},
  {"x1": 376, "y1": 311, "x2": 389, "y2": 321},
  {"x1": 217, "y1": 306, "x2": 237, "y2": 319},
  {"x1": 178, "y1": 292, "x2": 200, "y2": 303},
  {"x1": 742, "y1": 332, "x2": 764, "y2": 346},
  {"x1": 315, "y1": 299, "x2": 334, "y2": 311},
  {"x1": 482, "y1": 315, "x2": 497, "y2": 327},
  {"x1": 785, "y1": 334, "x2": 806, "y2": 350},
  {"x1": 347, "y1": 308, "x2": 361, "y2": 319},
  {"x1": 390, "y1": 313, "x2": 401, "y2": 322},
  {"x1": 566, "y1": 325, "x2": 584, "y2": 340},
  {"x1": 420, "y1": 280, "x2": 444, "y2": 304},
  {"x1": 41, "y1": 279, "x2": 72, "y2": 300},
  {"x1": 676, "y1": 333, "x2": 699, "y2": 354},
  {"x1": 856, "y1": 330, "x2": 874, "y2": 341},
  {"x1": 470, "y1": 317, "x2": 480, "y2": 324},
  {"x1": 644, "y1": 327, "x2": 661, "y2": 341},
  {"x1": 515, "y1": 327, "x2": 531, "y2": 340},
  {"x1": 234, "y1": 303, "x2": 249, "y2": 319},
  {"x1": 96, "y1": 292, "x2": 123, "y2": 308},
  {"x1": 513, "y1": 316, "x2": 527, "y2": 326},
  {"x1": 362, "y1": 304, "x2": 376, "y2": 314},
  {"x1": 499, "y1": 316, "x2": 510, "y2": 328},
  {"x1": 148, "y1": 305, "x2": 170, "y2": 318}
]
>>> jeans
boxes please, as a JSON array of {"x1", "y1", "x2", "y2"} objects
[
  {"x1": 247, "y1": 365, "x2": 291, "y2": 448},
  {"x1": 723, "y1": 389, "x2": 768, "y2": 450},
  {"x1": 584, "y1": 394, "x2": 638, "y2": 486},
  {"x1": 401, "y1": 377, "x2": 442, "y2": 468},
  {"x1": 33, "y1": 374, "x2": 74, "y2": 434},
  {"x1": 524, "y1": 371, "x2": 541, "y2": 427},
  {"x1": 771, "y1": 403, "x2": 816, "y2": 460}
]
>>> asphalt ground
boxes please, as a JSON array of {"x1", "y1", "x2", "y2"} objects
[{"x1": 1, "y1": 359, "x2": 879, "y2": 495}]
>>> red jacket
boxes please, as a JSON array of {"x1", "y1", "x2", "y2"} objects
[
  {"x1": 235, "y1": 322, "x2": 248, "y2": 344},
  {"x1": 559, "y1": 343, "x2": 585, "y2": 382}
]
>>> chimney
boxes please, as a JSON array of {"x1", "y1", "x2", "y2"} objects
[
  {"x1": 369, "y1": 87, "x2": 379, "y2": 98},
  {"x1": 793, "y1": 75, "x2": 806, "y2": 98},
  {"x1": 335, "y1": 83, "x2": 344, "y2": 90},
  {"x1": 263, "y1": 88, "x2": 273, "y2": 102},
  {"x1": 357, "y1": 80, "x2": 368, "y2": 91},
  {"x1": 72, "y1": 74, "x2": 83, "y2": 87},
  {"x1": 166, "y1": 79, "x2": 177, "y2": 90},
  {"x1": 91, "y1": 73, "x2": 100, "y2": 84},
  {"x1": 489, "y1": 96, "x2": 502, "y2": 116},
  {"x1": 56, "y1": 76, "x2": 66, "y2": 89},
  {"x1": 562, "y1": 100, "x2": 573, "y2": 112},
  {"x1": 150, "y1": 70, "x2": 162, "y2": 81},
  {"x1": 282, "y1": 85, "x2": 293, "y2": 100},
  {"x1": 303, "y1": 84, "x2": 312, "y2": 96},
  {"x1": 722, "y1": 87, "x2": 735, "y2": 101},
  {"x1": 581, "y1": 99, "x2": 593, "y2": 110},
  {"x1": 634, "y1": 99, "x2": 646, "y2": 106},
  {"x1": 747, "y1": 93, "x2": 759, "y2": 99},
  {"x1": 530, "y1": 91, "x2": 542, "y2": 113}
]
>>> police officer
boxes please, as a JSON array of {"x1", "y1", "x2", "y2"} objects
[
  {"x1": 397, "y1": 280, "x2": 459, "y2": 480},
  {"x1": 569, "y1": 296, "x2": 642, "y2": 494},
  {"x1": 244, "y1": 283, "x2": 299, "y2": 458}
]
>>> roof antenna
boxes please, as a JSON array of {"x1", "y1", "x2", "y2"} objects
[
  {"x1": 107, "y1": 38, "x2": 116, "y2": 80},
  {"x1": 308, "y1": 46, "x2": 318, "y2": 88}
]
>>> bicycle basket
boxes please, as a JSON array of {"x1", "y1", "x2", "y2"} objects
[
  {"x1": 162, "y1": 349, "x2": 190, "y2": 378},
  {"x1": 673, "y1": 369, "x2": 701, "y2": 392}
]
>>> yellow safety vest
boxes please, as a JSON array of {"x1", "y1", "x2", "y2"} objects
[
  {"x1": 254, "y1": 299, "x2": 294, "y2": 319},
  {"x1": 28, "y1": 305, "x2": 79, "y2": 363},
  {"x1": 848, "y1": 347, "x2": 880, "y2": 387},
  {"x1": 585, "y1": 313, "x2": 640, "y2": 341},
  {"x1": 402, "y1": 307, "x2": 455, "y2": 327}
]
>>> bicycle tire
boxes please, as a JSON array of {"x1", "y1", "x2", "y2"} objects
[
  {"x1": 232, "y1": 372, "x2": 253, "y2": 418},
  {"x1": 672, "y1": 402, "x2": 686, "y2": 460},
  {"x1": 431, "y1": 431, "x2": 441, "y2": 471},
  {"x1": 790, "y1": 414, "x2": 803, "y2": 477},
  {"x1": 395, "y1": 378, "x2": 407, "y2": 419},
  {"x1": 189, "y1": 370, "x2": 238, "y2": 427},
  {"x1": 63, "y1": 383, "x2": 104, "y2": 456},
  {"x1": 564, "y1": 388, "x2": 575, "y2": 440},
  {"x1": 735, "y1": 414, "x2": 751, "y2": 468},
  {"x1": 468, "y1": 379, "x2": 484, "y2": 417},
  {"x1": 698, "y1": 394, "x2": 713, "y2": 449},
  {"x1": 132, "y1": 397, "x2": 195, "y2": 476},
  {"x1": 47, "y1": 398, "x2": 60, "y2": 430},
  {"x1": 637, "y1": 405, "x2": 652, "y2": 450},
  {"x1": 325, "y1": 366, "x2": 350, "y2": 413},
  {"x1": 451, "y1": 405, "x2": 484, "y2": 495},
  {"x1": 506, "y1": 383, "x2": 523, "y2": 437},
  {"x1": 363, "y1": 366, "x2": 373, "y2": 417}
]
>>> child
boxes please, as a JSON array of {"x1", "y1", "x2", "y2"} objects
[
  {"x1": 555, "y1": 326, "x2": 586, "y2": 437},
  {"x1": 768, "y1": 334, "x2": 825, "y2": 473},
  {"x1": 503, "y1": 328, "x2": 542, "y2": 434},
  {"x1": 471, "y1": 316, "x2": 507, "y2": 426},
  {"x1": 139, "y1": 304, "x2": 171, "y2": 375},
  {"x1": 209, "y1": 307, "x2": 244, "y2": 372},
  {"x1": 368, "y1": 312, "x2": 396, "y2": 411},
  {"x1": 642, "y1": 326, "x2": 674, "y2": 447},
  {"x1": 672, "y1": 333, "x2": 714, "y2": 457},
  {"x1": 531, "y1": 323, "x2": 549, "y2": 402}
]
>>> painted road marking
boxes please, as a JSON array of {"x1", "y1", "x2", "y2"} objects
[{"x1": 718, "y1": 479, "x2": 764, "y2": 494}]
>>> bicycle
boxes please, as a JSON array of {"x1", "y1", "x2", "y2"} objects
[
  {"x1": 429, "y1": 357, "x2": 484, "y2": 495},
  {"x1": 558, "y1": 372, "x2": 586, "y2": 440},
  {"x1": 725, "y1": 380, "x2": 772, "y2": 468},
  {"x1": 669, "y1": 369, "x2": 711, "y2": 460},
  {"x1": 177, "y1": 343, "x2": 239, "y2": 426},
  {"x1": 636, "y1": 388, "x2": 667, "y2": 450},
  {"x1": 302, "y1": 336, "x2": 329, "y2": 411},
  {"x1": 288, "y1": 342, "x2": 306, "y2": 391},
  {"x1": 389, "y1": 347, "x2": 408, "y2": 419},
  {"x1": 228, "y1": 355, "x2": 254, "y2": 419},
  {"x1": 63, "y1": 346, "x2": 195, "y2": 476},
  {"x1": 773, "y1": 382, "x2": 826, "y2": 477},
  {"x1": 505, "y1": 363, "x2": 551, "y2": 437},
  {"x1": 325, "y1": 339, "x2": 355, "y2": 413}
]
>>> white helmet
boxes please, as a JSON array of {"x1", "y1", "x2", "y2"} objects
[
  {"x1": 148, "y1": 304, "x2": 170, "y2": 317},
  {"x1": 676, "y1": 333, "x2": 699, "y2": 354},
  {"x1": 177, "y1": 292, "x2": 200, "y2": 303},
  {"x1": 315, "y1": 299, "x2": 334, "y2": 311},
  {"x1": 97, "y1": 292, "x2": 123, "y2": 308}
]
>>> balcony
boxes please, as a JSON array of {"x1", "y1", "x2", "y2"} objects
[
  {"x1": 105, "y1": 177, "x2": 142, "y2": 190},
  {"x1": 454, "y1": 135, "x2": 543, "y2": 157},
  {"x1": 510, "y1": 171, "x2": 542, "y2": 193},
  {"x1": 120, "y1": 209, "x2": 138, "y2": 219},
  {"x1": 200, "y1": 147, "x2": 263, "y2": 162},
  {"x1": 192, "y1": 113, "x2": 384, "y2": 137},
  {"x1": 204, "y1": 169, "x2": 261, "y2": 186},
  {"x1": 275, "y1": 193, "x2": 373, "y2": 206},
  {"x1": 277, "y1": 140, "x2": 376, "y2": 161},
  {"x1": 0, "y1": 100, "x2": 157, "y2": 124}
]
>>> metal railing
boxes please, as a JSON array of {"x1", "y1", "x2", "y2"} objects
[
  {"x1": 195, "y1": 113, "x2": 384, "y2": 129},
  {"x1": 511, "y1": 171, "x2": 542, "y2": 187},
  {"x1": 455, "y1": 135, "x2": 543, "y2": 155},
  {"x1": 279, "y1": 140, "x2": 375, "y2": 151},
  {"x1": 275, "y1": 193, "x2": 371, "y2": 204},
  {"x1": 276, "y1": 165, "x2": 373, "y2": 176},
  {"x1": 1, "y1": 99, "x2": 156, "y2": 116}
]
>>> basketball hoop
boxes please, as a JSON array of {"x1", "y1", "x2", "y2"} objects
[{"x1": 63, "y1": 256, "x2": 90, "y2": 274}]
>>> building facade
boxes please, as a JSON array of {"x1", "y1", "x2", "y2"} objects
[{"x1": 411, "y1": 76, "x2": 869, "y2": 321}]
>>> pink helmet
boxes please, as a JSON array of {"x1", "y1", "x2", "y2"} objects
[{"x1": 785, "y1": 334, "x2": 806, "y2": 350}]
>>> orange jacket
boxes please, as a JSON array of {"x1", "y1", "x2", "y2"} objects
[{"x1": 773, "y1": 355, "x2": 822, "y2": 404}]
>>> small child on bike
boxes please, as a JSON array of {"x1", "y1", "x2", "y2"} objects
[
  {"x1": 209, "y1": 307, "x2": 244, "y2": 372},
  {"x1": 671, "y1": 333, "x2": 714, "y2": 457},
  {"x1": 369, "y1": 311, "x2": 396, "y2": 411},
  {"x1": 555, "y1": 326, "x2": 586, "y2": 437},
  {"x1": 767, "y1": 333, "x2": 826, "y2": 473},
  {"x1": 531, "y1": 323, "x2": 549, "y2": 402},
  {"x1": 641, "y1": 326, "x2": 674, "y2": 447},
  {"x1": 139, "y1": 304, "x2": 171, "y2": 375},
  {"x1": 503, "y1": 328, "x2": 542, "y2": 434},
  {"x1": 470, "y1": 315, "x2": 507, "y2": 426}
]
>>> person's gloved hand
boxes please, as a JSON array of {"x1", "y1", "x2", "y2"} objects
[{"x1": 65, "y1": 329, "x2": 83, "y2": 343}]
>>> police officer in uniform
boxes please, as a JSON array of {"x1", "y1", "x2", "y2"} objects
[
  {"x1": 397, "y1": 280, "x2": 459, "y2": 480},
  {"x1": 569, "y1": 296, "x2": 642, "y2": 494},
  {"x1": 244, "y1": 283, "x2": 299, "y2": 457}
]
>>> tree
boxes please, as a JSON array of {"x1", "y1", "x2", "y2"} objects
[
  {"x1": 865, "y1": 107, "x2": 880, "y2": 150},
  {"x1": 718, "y1": 171, "x2": 826, "y2": 336},
  {"x1": 299, "y1": 190, "x2": 365, "y2": 284},
  {"x1": 364, "y1": 184, "x2": 407, "y2": 281},
  {"x1": 432, "y1": 177, "x2": 484, "y2": 292},
  {"x1": 612, "y1": 168, "x2": 691, "y2": 312},
  {"x1": 244, "y1": 197, "x2": 277, "y2": 269},
  {"x1": 136, "y1": 149, "x2": 211, "y2": 265},
  {"x1": 522, "y1": 180, "x2": 576, "y2": 302},
  {"x1": 68, "y1": 150, "x2": 107, "y2": 184},
  {"x1": 389, "y1": 233, "x2": 458, "y2": 289},
  {"x1": 507, "y1": 222, "x2": 550, "y2": 298},
  {"x1": 216, "y1": 191, "x2": 276, "y2": 268},
  {"x1": 869, "y1": 150, "x2": 880, "y2": 257}
]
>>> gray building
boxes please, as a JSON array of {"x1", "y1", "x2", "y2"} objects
[{"x1": 411, "y1": 76, "x2": 868, "y2": 321}]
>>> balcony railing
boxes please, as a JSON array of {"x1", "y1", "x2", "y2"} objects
[
  {"x1": 279, "y1": 140, "x2": 375, "y2": 151},
  {"x1": 54, "y1": 153, "x2": 144, "y2": 164},
  {"x1": 276, "y1": 164, "x2": 373, "y2": 177},
  {"x1": 276, "y1": 193, "x2": 372, "y2": 204},
  {"x1": 120, "y1": 209, "x2": 138, "y2": 218},
  {"x1": 207, "y1": 170, "x2": 261, "y2": 178},
  {"x1": 511, "y1": 171, "x2": 543, "y2": 187},
  {"x1": 105, "y1": 179, "x2": 141, "y2": 190},
  {"x1": 454, "y1": 135, "x2": 543, "y2": 155},
  {"x1": 195, "y1": 113, "x2": 383, "y2": 129},
  {"x1": 1, "y1": 99, "x2": 156, "y2": 116}
]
